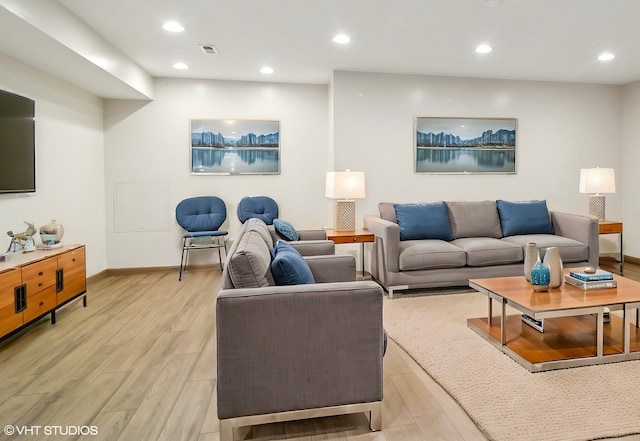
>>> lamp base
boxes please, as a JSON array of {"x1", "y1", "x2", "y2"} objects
[
  {"x1": 589, "y1": 195, "x2": 606, "y2": 220},
  {"x1": 334, "y1": 200, "x2": 355, "y2": 231}
]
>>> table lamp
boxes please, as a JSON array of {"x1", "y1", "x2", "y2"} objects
[
  {"x1": 579, "y1": 167, "x2": 615, "y2": 220},
  {"x1": 325, "y1": 170, "x2": 366, "y2": 231}
]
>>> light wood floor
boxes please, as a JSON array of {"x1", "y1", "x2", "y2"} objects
[{"x1": 1, "y1": 260, "x2": 639, "y2": 441}]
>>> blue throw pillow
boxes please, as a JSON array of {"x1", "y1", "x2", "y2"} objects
[
  {"x1": 496, "y1": 200, "x2": 554, "y2": 236},
  {"x1": 271, "y1": 240, "x2": 315, "y2": 285},
  {"x1": 394, "y1": 202, "x2": 453, "y2": 241},
  {"x1": 273, "y1": 219, "x2": 299, "y2": 241}
]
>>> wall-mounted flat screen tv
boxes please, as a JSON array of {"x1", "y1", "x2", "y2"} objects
[{"x1": 0, "y1": 89, "x2": 36, "y2": 193}]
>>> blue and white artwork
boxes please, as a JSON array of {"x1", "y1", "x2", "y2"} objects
[
  {"x1": 191, "y1": 119, "x2": 280, "y2": 175},
  {"x1": 415, "y1": 117, "x2": 517, "y2": 174}
]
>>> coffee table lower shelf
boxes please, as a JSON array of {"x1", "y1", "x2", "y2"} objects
[{"x1": 468, "y1": 313, "x2": 640, "y2": 372}]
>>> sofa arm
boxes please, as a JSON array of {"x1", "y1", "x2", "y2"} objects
[
  {"x1": 290, "y1": 239, "x2": 335, "y2": 256},
  {"x1": 298, "y1": 229, "x2": 327, "y2": 240},
  {"x1": 216, "y1": 281, "x2": 384, "y2": 420},
  {"x1": 364, "y1": 215, "x2": 400, "y2": 272},
  {"x1": 305, "y1": 254, "x2": 356, "y2": 282},
  {"x1": 551, "y1": 211, "x2": 600, "y2": 267}
]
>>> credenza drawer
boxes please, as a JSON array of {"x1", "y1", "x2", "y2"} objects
[{"x1": 21, "y1": 259, "x2": 57, "y2": 295}]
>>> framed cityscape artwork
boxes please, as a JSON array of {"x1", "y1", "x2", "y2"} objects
[
  {"x1": 190, "y1": 119, "x2": 280, "y2": 175},
  {"x1": 415, "y1": 117, "x2": 517, "y2": 174}
]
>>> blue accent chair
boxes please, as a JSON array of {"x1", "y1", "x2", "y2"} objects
[
  {"x1": 237, "y1": 196, "x2": 279, "y2": 224},
  {"x1": 176, "y1": 196, "x2": 229, "y2": 280}
]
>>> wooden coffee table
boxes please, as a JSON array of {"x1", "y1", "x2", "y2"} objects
[{"x1": 468, "y1": 271, "x2": 640, "y2": 372}]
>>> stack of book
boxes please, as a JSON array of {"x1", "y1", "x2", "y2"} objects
[{"x1": 564, "y1": 269, "x2": 617, "y2": 290}]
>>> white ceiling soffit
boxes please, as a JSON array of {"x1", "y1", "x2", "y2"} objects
[
  {"x1": 58, "y1": 0, "x2": 640, "y2": 86},
  {"x1": 0, "y1": 1, "x2": 153, "y2": 100}
]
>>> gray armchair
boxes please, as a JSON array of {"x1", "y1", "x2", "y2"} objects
[{"x1": 216, "y1": 218, "x2": 384, "y2": 440}]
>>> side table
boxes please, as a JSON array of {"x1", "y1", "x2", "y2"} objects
[
  {"x1": 599, "y1": 220, "x2": 623, "y2": 275},
  {"x1": 324, "y1": 229, "x2": 374, "y2": 278}
]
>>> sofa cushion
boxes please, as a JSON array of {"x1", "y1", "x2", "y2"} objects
[
  {"x1": 273, "y1": 219, "x2": 299, "y2": 241},
  {"x1": 228, "y1": 229, "x2": 274, "y2": 288},
  {"x1": 451, "y1": 237, "x2": 523, "y2": 266},
  {"x1": 394, "y1": 202, "x2": 453, "y2": 241},
  {"x1": 271, "y1": 241, "x2": 315, "y2": 285},
  {"x1": 496, "y1": 200, "x2": 554, "y2": 236},
  {"x1": 378, "y1": 202, "x2": 397, "y2": 223},
  {"x1": 446, "y1": 201, "x2": 503, "y2": 239},
  {"x1": 501, "y1": 234, "x2": 589, "y2": 263},
  {"x1": 398, "y1": 240, "x2": 466, "y2": 271}
]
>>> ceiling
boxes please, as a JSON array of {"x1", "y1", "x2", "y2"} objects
[{"x1": 3, "y1": 0, "x2": 640, "y2": 99}]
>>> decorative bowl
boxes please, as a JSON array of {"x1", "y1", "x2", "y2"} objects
[{"x1": 40, "y1": 233, "x2": 57, "y2": 245}]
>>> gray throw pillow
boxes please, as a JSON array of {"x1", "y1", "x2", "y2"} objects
[{"x1": 446, "y1": 201, "x2": 503, "y2": 239}]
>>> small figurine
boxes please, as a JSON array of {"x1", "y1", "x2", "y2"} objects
[{"x1": 6, "y1": 221, "x2": 37, "y2": 253}]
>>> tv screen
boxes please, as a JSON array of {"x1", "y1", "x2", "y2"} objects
[{"x1": 0, "y1": 90, "x2": 35, "y2": 193}]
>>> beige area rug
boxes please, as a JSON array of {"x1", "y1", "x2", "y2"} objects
[{"x1": 384, "y1": 291, "x2": 640, "y2": 441}]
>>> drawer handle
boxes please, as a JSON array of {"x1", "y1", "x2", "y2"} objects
[
  {"x1": 39, "y1": 301, "x2": 44, "y2": 306},
  {"x1": 72, "y1": 258, "x2": 76, "y2": 262},
  {"x1": 38, "y1": 271, "x2": 43, "y2": 276},
  {"x1": 38, "y1": 283, "x2": 43, "y2": 287}
]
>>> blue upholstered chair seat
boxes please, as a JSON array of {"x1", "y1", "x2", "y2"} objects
[{"x1": 184, "y1": 230, "x2": 229, "y2": 238}]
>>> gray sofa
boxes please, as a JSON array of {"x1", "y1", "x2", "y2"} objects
[
  {"x1": 364, "y1": 200, "x2": 599, "y2": 298},
  {"x1": 216, "y1": 218, "x2": 384, "y2": 440}
]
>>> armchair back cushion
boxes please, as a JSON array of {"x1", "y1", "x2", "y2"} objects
[{"x1": 224, "y1": 218, "x2": 275, "y2": 289}]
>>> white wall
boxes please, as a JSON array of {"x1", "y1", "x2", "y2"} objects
[
  {"x1": 0, "y1": 54, "x2": 107, "y2": 276},
  {"x1": 2, "y1": 61, "x2": 631, "y2": 275},
  {"x1": 332, "y1": 71, "x2": 622, "y2": 230},
  {"x1": 621, "y1": 81, "x2": 640, "y2": 257},
  {"x1": 103, "y1": 78, "x2": 329, "y2": 269}
]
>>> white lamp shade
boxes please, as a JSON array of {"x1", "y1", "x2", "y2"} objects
[
  {"x1": 579, "y1": 168, "x2": 615, "y2": 194},
  {"x1": 325, "y1": 171, "x2": 366, "y2": 199}
]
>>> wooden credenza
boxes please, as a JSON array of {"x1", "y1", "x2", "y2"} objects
[{"x1": 0, "y1": 244, "x2": 86, "y2": 340}]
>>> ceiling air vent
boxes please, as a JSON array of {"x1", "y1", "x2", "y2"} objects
[{"x1": 199, "y1": 44, "x2": 219, "y2": 55}]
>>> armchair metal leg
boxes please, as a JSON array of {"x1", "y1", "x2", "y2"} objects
[
  {"x1": 179, "y1": 237, "x2": 188, "y2": 281},
  {"x1": 216, "y1": 237, "x2": 227, "y2": 271}
]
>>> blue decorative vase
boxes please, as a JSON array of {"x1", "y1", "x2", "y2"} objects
[{"x1": 530, "y1": 260, "x2": 550, "y2": 292}]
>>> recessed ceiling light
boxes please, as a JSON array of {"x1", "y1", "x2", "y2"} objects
[
  {"x1": 173, "y1": 62, "x2": 189, "y2": 70},
  {"x1": 260, "y1": 66, "x2": 274, "y2": 74},
  {"x1": 598, "y1": 52, "x2": 615, "y2": 61},
  {"x1": 483, "y1": 0, "x2": 502, "y2": 7},
  {"x1": 163, "y1": 21, "x2": 184, "y2": 32},
  {"x1": 475, "y1": 44, "x2": 492, "y2": 54},
  {"x1": 333, "y1": 34, "x2": 351, "y2": 44}
]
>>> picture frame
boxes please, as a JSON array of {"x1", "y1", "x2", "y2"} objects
[
  {"x1": 415, "y1": 117, "x2": 517, "y2": 174},
  {"x1": 190, "y1": 119, "x2": 280, "y2": 175}
]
